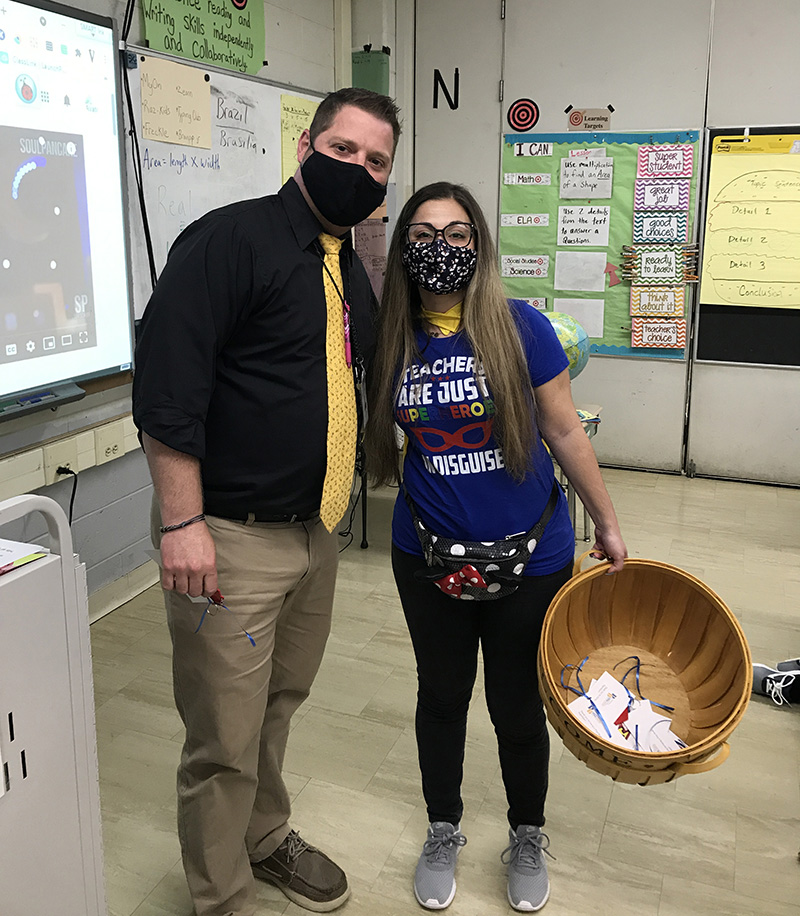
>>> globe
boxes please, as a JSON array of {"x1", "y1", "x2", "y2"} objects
[{"x1": 545, "y1": 311, "x2": 590, "y2": 380}]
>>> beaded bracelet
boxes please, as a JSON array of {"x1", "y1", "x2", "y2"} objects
[{"x1": 159, "y1": 513, "x2": 206, "y2": 534}]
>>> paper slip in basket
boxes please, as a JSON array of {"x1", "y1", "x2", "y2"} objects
[{"x1": 567, "y1": 670, "x2": 686, "y2": 753}]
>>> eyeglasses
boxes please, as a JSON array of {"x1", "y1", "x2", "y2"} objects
[
  {"x1": 195, "y1": 591, "x2": 256, "y2": 647},
  {"x1": 405, "y1": 221, "x2": 475, "y2": 248}
]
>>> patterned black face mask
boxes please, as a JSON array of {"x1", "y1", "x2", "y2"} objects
[{"x1": 402, "y1": 239, "x2": 477, "y2": 294}]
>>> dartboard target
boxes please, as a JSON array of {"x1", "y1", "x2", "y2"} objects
[
  {"x1": 507, "y1": 98, "x2": 539, "y2": 132},
  {"x1": 568, "y1": 109, "x2": 584, "y2": 127}
]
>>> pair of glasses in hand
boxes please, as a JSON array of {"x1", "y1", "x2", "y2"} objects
[{"x1": 194, "y1": 590, "x2": 255, "y2": 647}]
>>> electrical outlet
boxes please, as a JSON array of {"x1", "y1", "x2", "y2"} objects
[
  {"x1": 95, "y1": 420, "x2": 125, "y2": 465},
  {"x1": 43, "y1": 437, "x2": 79, "y2": 485}
]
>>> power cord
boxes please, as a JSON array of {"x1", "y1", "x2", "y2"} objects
[
  {"x1": 56, "y1": 466, "x2": 78, "y2": 525},
  {"x1": 337, "y1": 476, "x2": 365, "y2": 553}
]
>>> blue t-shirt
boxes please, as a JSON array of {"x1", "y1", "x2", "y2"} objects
[{"x1": 391, "y1": 300, "x2": 574, "y2": 575}]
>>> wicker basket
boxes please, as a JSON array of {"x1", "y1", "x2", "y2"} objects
[{"x1": 538, "y1": 553, "x2": 751, "y2": 785}]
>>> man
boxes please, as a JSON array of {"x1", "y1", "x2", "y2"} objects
[{"x1": 132, "y1": 87, "x2": 400, "y2": 916}]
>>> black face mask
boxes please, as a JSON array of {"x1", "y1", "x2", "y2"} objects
[{"x1": 300, "y1": 147, "x2": 387, "y2": 227}]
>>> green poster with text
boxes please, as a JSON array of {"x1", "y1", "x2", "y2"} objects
[{"x1": 143, "y1": 0, "x2": 265, "y2": 76}]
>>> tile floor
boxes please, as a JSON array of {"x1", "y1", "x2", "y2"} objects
[{"x1": 90, "y1": 469, "x2": 800, "y2": 916}]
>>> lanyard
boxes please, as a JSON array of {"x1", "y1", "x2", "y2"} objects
[{"x1": 319, "y1": 251, "x2": 353, "y2": 369}]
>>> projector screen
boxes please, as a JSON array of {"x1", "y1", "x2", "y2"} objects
[{"x1": 0, "y1": 0, "x2": 132, "y2": 416}]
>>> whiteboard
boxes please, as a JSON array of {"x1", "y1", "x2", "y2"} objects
[{"x1": 124, "y1": 51, "x2": 322, "y2": 317}]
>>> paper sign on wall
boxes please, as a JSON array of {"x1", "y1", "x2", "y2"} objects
[
  {"x1": 554, "y1": 251, "x2": 607, "y2": 291},
  {"x1": 501, "y1": 213, "x2": 550, "y2": 227},
  {"x1": 353, "y1": 219, "x2": 387, "y2": 298},
  {"x1": 634, "y1": 178, "x2": 691, "y2": 209},
  {"x1": 632, "y1": 210, "x2": 688, "y2": 243},
  {"x1": 140, "y1": 56, "x2": 211, "y2": 149},
  {"x1": 700, "y1": 144, "x2": 800, "y2": 307},
  {"x1": 631, "y1": 317, "x2": 686, "y2": 348},
  {"x1": 559, "y1": 158, "x2": 614, "y2": 199},
  {"x1": 567, "y1": 109, "x2": 611, "y2": 131},
  {"x1": 501, "y1": 255, "x2": 550, "y2": 278},
  {"x1": 553, "y1": 298, "x2": 605, "y2": 338},
  {"x1": 142, "y1": 0, "x2": 265, "y2": 75},
  {"x1": 281, "y1": 94, "x2": 319, "y2": 184},
  {"x1": 630, "y1": 287, "x2": 685, "y2": 317},
  {"x1": 513, "y1": 142, "x2": 554, "y2": 157},
  {"x1": 505, "y1": 173, "x2": 552, "y2": 186},
  {"x1": 622, "y1": 245, "x2": 684, "y2": 284},
  {"x1": 636, "y1": 145, "x2": 693, "y2": 179},
  {"x1": 558, "y1": 206, "x2": 610, "y2": 246}
]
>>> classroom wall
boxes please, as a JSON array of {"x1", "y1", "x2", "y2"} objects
[
  {"x1": 412, "y1": 0, "x2": 800, "y2": 484},
  {"x1": 686, "y1": 0, "x2": 800, "y2": 484},
  {"x1": 351, "y1": 0, "x2": 413, "y2": 193},
  {"x1": 0, "y1": 0, "x2": 339, "y2": 614}
]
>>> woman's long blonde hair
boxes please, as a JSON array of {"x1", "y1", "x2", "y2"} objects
[{"x1": 365, "y1": 181, "x2": 537, "y2": 486}]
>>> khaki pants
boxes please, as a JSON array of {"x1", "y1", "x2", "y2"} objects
[{"x1": 152, "y1": 502, "x2": 338, "y2": 916}]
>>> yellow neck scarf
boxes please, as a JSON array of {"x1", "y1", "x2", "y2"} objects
[{"x1": 421, "y1": 301, "x2": 463, "y2": 336}]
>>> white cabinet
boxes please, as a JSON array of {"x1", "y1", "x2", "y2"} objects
[{"x1": 0, "y1": 496, "x2": 105, "y2": 916}]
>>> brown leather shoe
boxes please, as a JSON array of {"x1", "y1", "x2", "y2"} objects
[{"x1": 251, "y1": 830, "x2": 350, "y2": 912}]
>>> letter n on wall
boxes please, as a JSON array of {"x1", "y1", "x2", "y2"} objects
[{"x1": 433, "y1": 68, "x2": 459, "y2": 109}]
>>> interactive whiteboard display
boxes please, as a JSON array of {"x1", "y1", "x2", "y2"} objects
[{"x1": 0, "y1": 0, "x2": 132, "y2": 415}]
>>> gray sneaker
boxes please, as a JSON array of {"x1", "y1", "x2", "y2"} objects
[
  {"x1": 413, "y1": 821, "x2": 467, "y2": 910},
  {"x1": 501, "y1": 825, "x2": 554, "y2": 912},
  {"x1": 753, "y1": 663, "x2": 800, "y2": 706}
]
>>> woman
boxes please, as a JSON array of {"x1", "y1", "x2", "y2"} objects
[{"x1": 365, "y1": 182, "x2": 626, "y2": 912}]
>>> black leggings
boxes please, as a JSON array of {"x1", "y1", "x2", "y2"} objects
[{"x1": 392, "y1": 545, "x2": 572, "y2": 831}]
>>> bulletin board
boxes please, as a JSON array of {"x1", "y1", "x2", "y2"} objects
[
  {"x1": 499, "y1": 131, "x2": 700, "y2": 359},
  {"x1": 696, "y1": 127, "x2": 800, "y2": 366}
]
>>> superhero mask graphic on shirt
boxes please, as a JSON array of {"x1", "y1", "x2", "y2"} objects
[
  {"x1": 402, "y1": 239, "x2": 477, "y2": 294},
  {"x1": 408, "y1": 420, "x2": 494, "y2": 452}
]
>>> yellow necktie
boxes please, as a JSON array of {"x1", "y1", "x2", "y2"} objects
[{"x1": 318, "y1": 233, "x2": 357, "y2": 532}]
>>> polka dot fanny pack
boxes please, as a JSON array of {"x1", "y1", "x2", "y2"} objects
[{"x1": 403, "y1": 481, "x2": 560, "y2": 601}]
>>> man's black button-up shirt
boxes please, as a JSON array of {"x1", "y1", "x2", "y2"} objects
[{"x1": 132, "y1": 179, "x2": 377, "y2": 519}]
